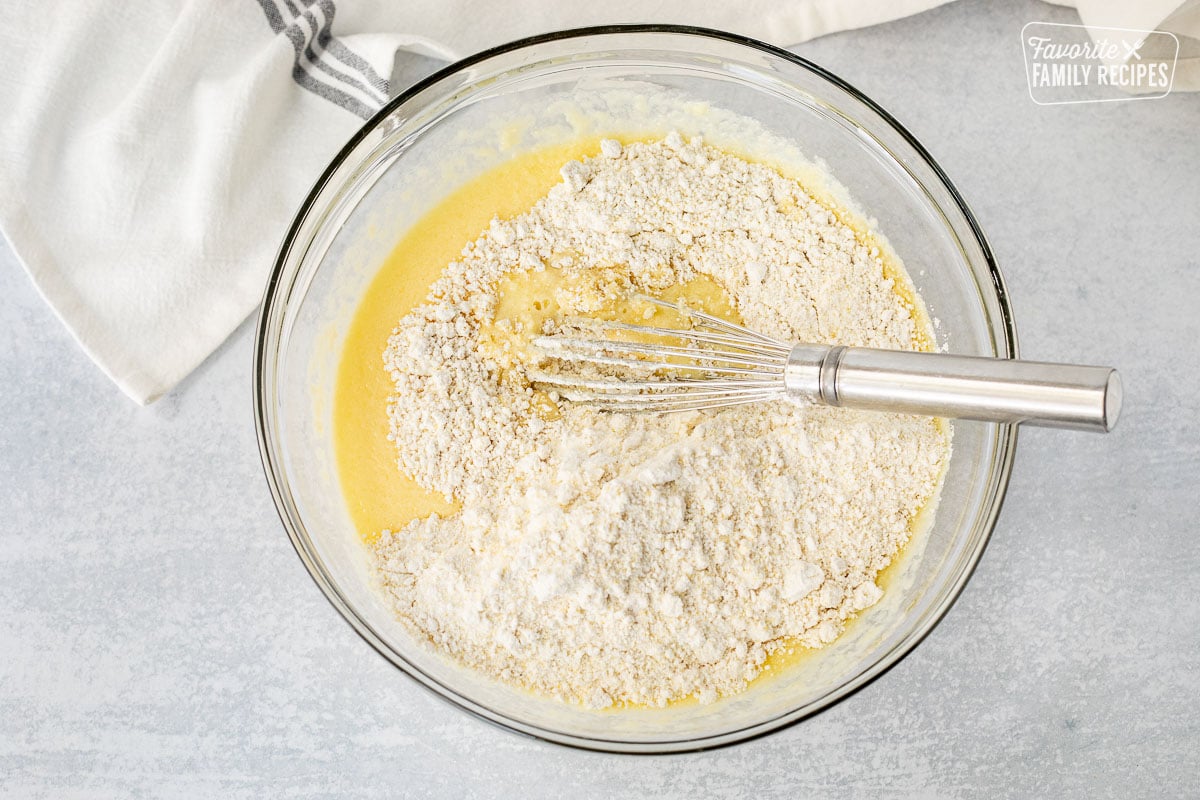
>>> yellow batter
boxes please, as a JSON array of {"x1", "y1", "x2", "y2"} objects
[
  {"x1": 334, "y1": 141, "x2": 599, "y2": 541},
  {"x1": 334, "y1": 137, "x2": 756, "y2": 538},
  {"x1": 333, "y1": 136, "x2": 940, "y2": 705}
]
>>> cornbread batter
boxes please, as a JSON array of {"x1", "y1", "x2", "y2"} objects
[{"x1": 336, "y1": 134, "x2": 950, "y2": 708}]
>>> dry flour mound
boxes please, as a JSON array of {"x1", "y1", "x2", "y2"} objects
[{"x1": 374, "y1": 135, "x2": 951, "y2": 708}]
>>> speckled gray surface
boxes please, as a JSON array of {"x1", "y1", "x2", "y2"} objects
[{"x1": 2, "y1": 0, "x2": 1198, "y2": 796}]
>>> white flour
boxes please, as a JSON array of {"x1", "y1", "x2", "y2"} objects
[{"x1": 374, "y1": 135, "x2": 950, "y2": 708}]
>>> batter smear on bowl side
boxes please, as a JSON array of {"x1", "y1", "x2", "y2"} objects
[{"x1": 366, "y1": 134, "x2": 951, "y2": 708}]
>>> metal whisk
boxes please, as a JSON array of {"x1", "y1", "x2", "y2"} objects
[{"x1": 530, "y1": 296, "x2": 1121, "y2": 432}]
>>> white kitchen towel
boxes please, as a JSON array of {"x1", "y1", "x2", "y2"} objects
[{"x1": 0, "y1": 0, "x2": 1193, "y2": 403}]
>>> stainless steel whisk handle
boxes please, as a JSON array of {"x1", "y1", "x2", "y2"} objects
[{"x1": 784, "y1": 345, "x2": 1122, "y2": 432}]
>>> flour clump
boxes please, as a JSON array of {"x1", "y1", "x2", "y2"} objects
[{"x1": 373, "y1": 135, "x2": 950, "y2": 708}]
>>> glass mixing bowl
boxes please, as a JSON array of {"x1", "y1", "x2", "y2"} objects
[{"x1": 254, "y1": 26, "x2": 1017, "y2": 753}]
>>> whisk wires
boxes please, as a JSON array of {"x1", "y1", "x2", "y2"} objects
[{"x1": 529, "y1": 295, "x2": 791, "y2": 413}]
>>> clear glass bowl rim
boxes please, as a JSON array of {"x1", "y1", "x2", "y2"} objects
[{"x1": 253, "y1": 24, "x2": 1020, "y2": 753}]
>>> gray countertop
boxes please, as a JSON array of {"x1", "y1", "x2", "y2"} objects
[{"x1": 3, "y1": 0, "x2": 1198, "y2": 796}]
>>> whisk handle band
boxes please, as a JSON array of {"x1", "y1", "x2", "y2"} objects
[{"x1": 784, "y1": 345, "x2": 1121, "y2": 432}]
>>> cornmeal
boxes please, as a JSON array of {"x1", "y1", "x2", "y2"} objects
[{"x1": 359, "y1": 134, "x2": 950, "y2": 708}]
